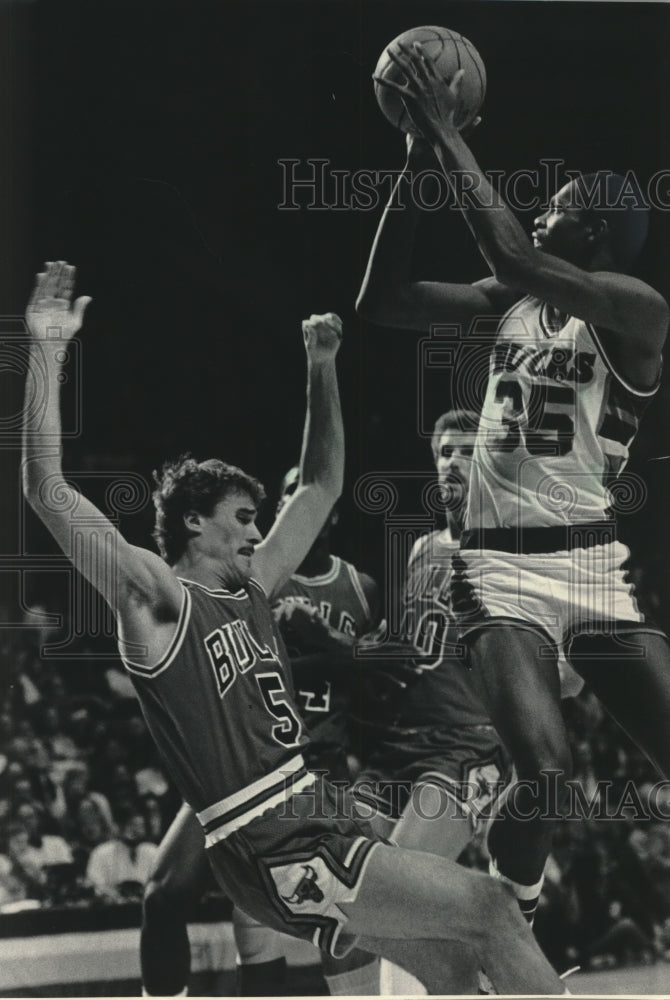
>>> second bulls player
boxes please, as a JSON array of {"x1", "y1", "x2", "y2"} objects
[
  {"x1": 357, "y1": 409, "x2": 512, "y2": 995},
  {"x1": 272, "y1": 465, "x2": 379, "y2": 782},
  {"x1": 359, "y1": 45, "x2": 670, "y2": 935},
  {"x1": 22, "y1": 263, "x2": 566, "y2": 996}
]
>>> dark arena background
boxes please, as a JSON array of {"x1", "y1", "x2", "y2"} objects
[{"x1": 2, "y1": 0, "x2": 670, "y2": 995}]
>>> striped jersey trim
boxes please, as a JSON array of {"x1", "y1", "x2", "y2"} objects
[
  {"x1": 291, "y1": 556, "x2": 340, "y2": 586},
  {"x1": 587, "y1": 322, "x2": 661, "y2": 398},
  {"x1": 178, "y1": 577, "x2": 249, "y2": 600},
  {"x1": 197, "y1": 753, "x2": 315, "y2": 846},
  {"x1": 311, "y1": 838, "x2": 381, "y2": 958},
  {"x1": 345, "y1": 562, "x2": 372, "y2": 624},
  {"x1": 122, "y1": 585, "x2": 192, "y2": 678}
]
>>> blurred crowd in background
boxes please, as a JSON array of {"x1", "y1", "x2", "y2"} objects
[{"x1": 3, "y1": 564, "x2": 670, "y2": 977}]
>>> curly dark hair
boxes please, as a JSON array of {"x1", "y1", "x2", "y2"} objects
[{"x1": 152, "y1": 454, "x2": 266, "y2": 564}]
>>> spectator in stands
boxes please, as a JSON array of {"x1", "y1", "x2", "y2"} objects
[
  {"x1": 66, "y1": 706, "x2": 100, "y2": 757},
  {"x1": 86, "y1": 808, "x2": 157, "y2": 904},
  {"x1": 37, "y1": 705, "x2": 82, "y2": 782},
  {"x1": 72, "y1": 794, "x2": 113, "y2": 854},
  {"x1": 14, "y1": 801, "x2": 72, "y2": 869},
  {"x1": 139, "y1": 793, "x2": 170, "y2": 845},
  {"x1": 134, "y1": 744, "x2": 171, "y2": 802},
  {"x1": 0, "y1": 820, "x2": 45, "y2": 906},
  {"x1": 9, "y1": 719, "x2": 65, "y2": 819},
  {"x1": 6, "y1": 643, "x2": 42, "y2": 716},
  {"x1": 638, "y1": 822, "x2": 670, "y2": 923},
  {"x1": 106, "y1": 762, "x2": 139, "y2": 817},
  {"x1": 0, "y1": 707, "x2": 14, "y2": 746},
  {"x1": 61, "y1": 762, "x2": 113, "y2": 837},
  {"x1": 89, "y1": 731, "x2": 131, "y2": 794},
  {"x1": 9, "y1": 770, "x2": 45, "y2": 816}
]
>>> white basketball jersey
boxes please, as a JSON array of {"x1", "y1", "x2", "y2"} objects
[{"x1": 466, "y1": 296, "x2": 659, "y2": 529}]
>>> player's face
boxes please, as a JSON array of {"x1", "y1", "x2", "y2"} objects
[
  {"x1": 201, "y1": 490, "x2": 263, "y2": 586},
  {"x1": 435, "y1": 430, "x2": 476, "y2": 510},
  {"x1": 532, "y1": 181, "x2": 593, "y2": 264}
]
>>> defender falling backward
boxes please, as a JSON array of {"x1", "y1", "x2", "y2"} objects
[{"x1": 21, "y1": 260, "x2": 566, "y2": 995}]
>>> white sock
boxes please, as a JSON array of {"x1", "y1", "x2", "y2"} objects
[
  {"x1": 324, "y1": 957, "x2": 380, "y2": 995},
  {"x1": 489, "y1": 858, "x2": 545, "y2": 925},
  {"x1": 142, "y1": 990, "x2": 187, "y2": 997},
  {"x1": 379, "y1": 958, "x2": 426, "y2": 996}
]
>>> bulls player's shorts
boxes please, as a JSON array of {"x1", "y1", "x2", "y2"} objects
[
  {"x1": 354, "y1": 723, "x2": 512, "y2": 829},
  {"x1": 450, "y1": 530, "x2": 665, "y2": 698},
  {"x1": 202, "y1": 773, "x2": 383, "y2": 958}
]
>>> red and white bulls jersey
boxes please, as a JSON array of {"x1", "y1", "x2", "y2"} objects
[
  {"x1": 398, "y1": 529, "x2": 490, "y2": 727},
  {"x1": 466, "y1": 296, "x2": 659, "y2": 529},
  {"x1": 122, "y1": 577, "x2": 312, "y2": 846}
]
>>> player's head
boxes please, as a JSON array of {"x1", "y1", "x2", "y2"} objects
[
  {"x1": 152, "y1": 455, "x2": 266, "y2": 583},
  {"x1": 275, "y1": 465, "x2": 339, "y2": 537},
  {"x1": 431, "y1": 409, "x2": 479, "y2": 513},
  {"x1": 533, "y1": 172, "x2": 649, "y2": 271}
]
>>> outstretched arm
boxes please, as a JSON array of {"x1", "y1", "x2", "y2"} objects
[
  {"x1": 254, "y1": 313, "x2": 344, "y2": 597},
  {"x1": 356, "y1": 134, "x2": 518, "y2": 333},
  {"x1": 22, "y1": 262, "x2": 182, "y2": 623},
  {"x1": 382, "y1": 44, "x2": 668, "y2": 365}
]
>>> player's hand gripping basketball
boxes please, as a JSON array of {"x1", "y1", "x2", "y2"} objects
[
  {"x1": 26, "y1": 261, "x2": 92, "y2": 342},
  {"x1": 376, "y1": 42, "x2": 465, "y2": 143},
  {"x1": 302, "y1": 312, "x2": 343, "y2": 363}
]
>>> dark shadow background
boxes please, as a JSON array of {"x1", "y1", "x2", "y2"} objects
[{"x1": 2, "y1": 0, "x2": 670, "y2": 626}]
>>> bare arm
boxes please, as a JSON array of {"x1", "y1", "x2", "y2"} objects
[
  {"x1": 358, "y1": 571, "x2": 381, "y2": 630},
  {"x1": 382, "y1": 46, "x2": 668, "y2": 364},
  {"x1": 356, "y1": 135, "x2": 519, "y2": 332},
  {"x1": 22, "y1": 262, "x2": 182, "y2": 627},
  {"x1": 254, "y1": 313, "x2": 344, "y2": 597}
]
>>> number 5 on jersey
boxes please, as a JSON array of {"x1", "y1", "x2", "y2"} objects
[{"x1": 256, "y1": 672, "x2": 303, "y2": 747}]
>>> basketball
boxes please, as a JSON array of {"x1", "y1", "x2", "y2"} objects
[{"x1": 374, "y1": 26, "x2": 486, "y2": 134}]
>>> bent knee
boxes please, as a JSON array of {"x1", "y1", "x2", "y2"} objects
[
  {"x1": 515, "y1": 738, "x2": 573, "y2": 787},
  {"x1": 233, "y1": 916, "x2": 283, "y2": 965},
  {"x1": 475, "y1": 880, "x2": 523, "y2": 944},
  {"x1": 450, "y1": 872, "x2": 517, "y2": 950}
]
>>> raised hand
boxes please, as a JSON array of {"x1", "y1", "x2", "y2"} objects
[
  {"x1": 374, "y1": 41, "x2": 465, "y2": 143},
  {"x1": 302, "y1": 312, "x2": 343, "y2": 363},
  {"x1": 26, "y1": 261, "x2": 92, "y2": 342}
]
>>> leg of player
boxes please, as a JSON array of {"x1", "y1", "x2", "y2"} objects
[
  {"x1": 345, "y1": 843, "x2": 565, "y2": 995},
  {"x1": 231, "y1": 908, "x2": 288, "y2": 996},
  {"x1": 320, "y1": 948, "x2": 381, "y2": 996},
  {"x1": 233, "y1": 908, "x2": 381, "y2": 997},
  {"x1": 141, "y1": 803, "x2": 212, "y2": 997},
  {"x1": 381, "y1": 783, "x2": 479, "y2": 996},
  {"x1": 391, "y1": 781, "x2": 473, "y2": 857},
  {"x1": 466, "y1": 626, "x2": 572, "y2": 924},
  {"x1": 570, "y1": 631, "x2": 670, "y2": 777}
]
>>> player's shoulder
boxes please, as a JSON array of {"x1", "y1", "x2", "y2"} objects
[
  {"x1": 248, "y1": 576, "x2": 274, "y2": 607},
  {"x1": 408, "y1": 529, "x2": 456, "y2": 564}
]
